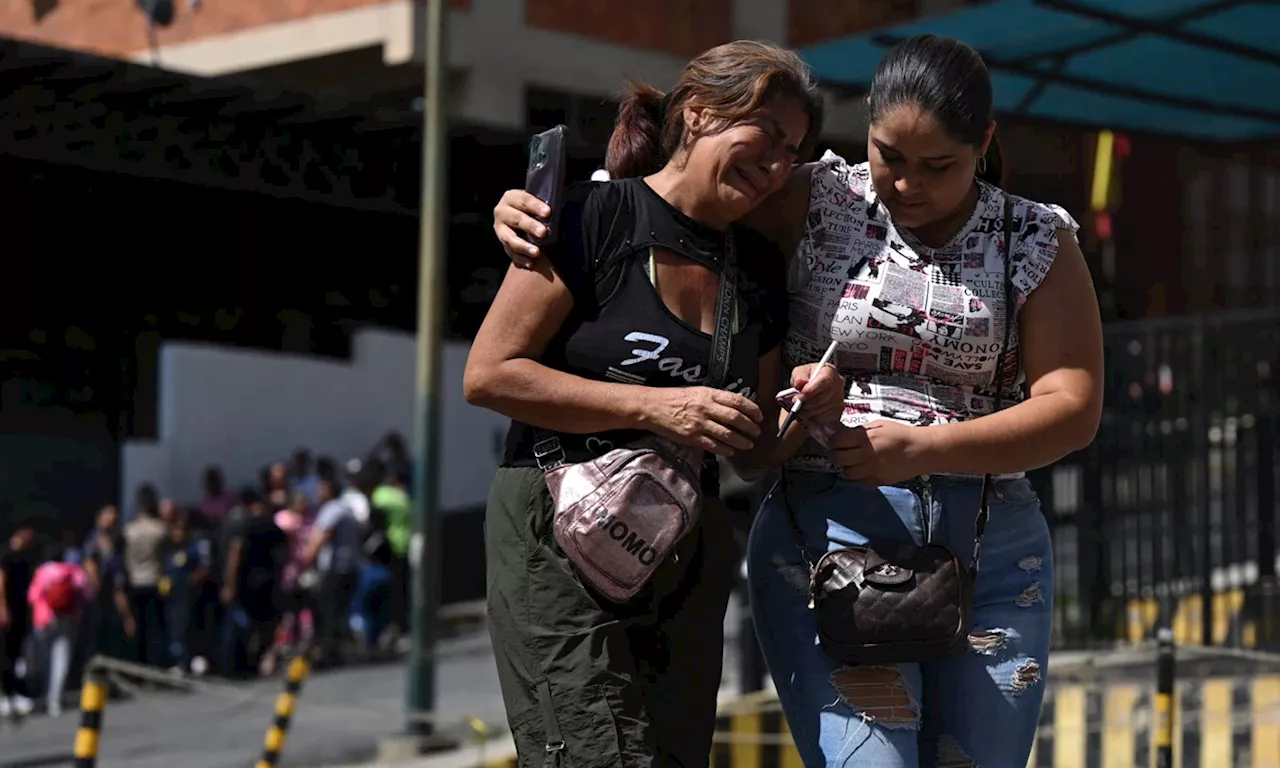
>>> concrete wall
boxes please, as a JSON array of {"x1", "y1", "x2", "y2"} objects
[{"x1": 120, "y1": 328, "x2": 510, "y2": 513}]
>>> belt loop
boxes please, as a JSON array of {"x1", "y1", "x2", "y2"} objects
[{"x1": 535, "y1": 680, "x2": 566, "y2": 755}]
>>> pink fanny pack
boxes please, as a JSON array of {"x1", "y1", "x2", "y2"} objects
[
  {"x1": 534, "y1": 231, "x2": 738, "y2": 602},
  {"x1": 540, "y1": 436, "x2": 704, "y2": 602}
]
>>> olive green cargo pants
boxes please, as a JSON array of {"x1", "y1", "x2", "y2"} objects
[{"x1": 485, "y1": 467, "x2": 737, "y2": 768}]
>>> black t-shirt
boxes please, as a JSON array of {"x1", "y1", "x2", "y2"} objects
[
  {"x1": 233, "y1": 515, "x2": 287, "y2": 620},
  {"x1": 1, "y1": 545, "x2": 39, "y2": 627},
  {"x1": 83, "y1": 530, "x2": 127, "y2": 605},
  {"x1": 502, "y1": 178, "x2": 789, "y2": 471},
  {"x1": 363, "y1": 504, "x2": 394, "y2": 568}
]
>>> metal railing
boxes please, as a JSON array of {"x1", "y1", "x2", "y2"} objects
[{"x1": 1036, "y1": 309, "x2": 1280, "y2": 650}]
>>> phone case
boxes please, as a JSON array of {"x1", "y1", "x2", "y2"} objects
[
  {"x1": 775, "y1": 387, "x2": 847, "y2": 448},
  {"x1": 522, "y1": 124, "x2": 567, "y2": 247},
  {"x1": 775, "y1": 387, "x2": 800, "y2": 409}
]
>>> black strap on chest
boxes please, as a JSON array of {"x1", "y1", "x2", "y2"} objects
[{"x1": 533, "y1": 229, "x2": 740, "y2": 471}]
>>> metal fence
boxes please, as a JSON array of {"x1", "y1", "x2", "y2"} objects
[{"x1": 1036, "y1": 309, "x2": 1280, "y2": 650}]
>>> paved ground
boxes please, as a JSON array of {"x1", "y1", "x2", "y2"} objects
[
  {"x1": 2, "y1": 594, "x2": 1182, "y2": 768},
  {"x1": 0, "y1": 599, "x2": 755, "y2": 768}
]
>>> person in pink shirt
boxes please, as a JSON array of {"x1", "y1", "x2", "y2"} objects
[
  {"x1": 200, "y1": 466, "x2": 237, "y2": 526},
  {"x1": 273, "y1": 493, "x2": 315, "y2": 654},
  {"x1": 28, "y1": 553, "x2": 92, "y2": 716}
]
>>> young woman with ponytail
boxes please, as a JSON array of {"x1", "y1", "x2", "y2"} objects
[
  {"x1": 465, "y1": 41, "x2": 847, "y2": 766},
  {"x1": 493, "y1": 33, "x2": 1103, "y2": 767}
]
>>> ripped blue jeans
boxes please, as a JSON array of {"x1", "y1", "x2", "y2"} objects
[{"x1": 747, "y1": 470, "x2": 1053, "y2": 767}]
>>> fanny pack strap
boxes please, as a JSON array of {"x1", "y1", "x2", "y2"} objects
[{"x1": 534, "y1": 229, "x2": 739, "y2": 470}]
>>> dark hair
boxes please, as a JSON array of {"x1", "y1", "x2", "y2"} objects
[
  {"x1": 135, "y1": 483, "x2": 159, "y2": 518},
  {"x1": 318, "y1": 476, "x2": 338, "y2": 499},
  {"x1": 203, "y1": 465, "x2": 224, "y2": 496},
  {"x1": 606, "y1": 40, "x2": 825, "y2": 180},
  {"x1": 869, "y1": 34, "x2": 1003, "y2": 186},
  {"x1": 382, "y1": 431, "x2": 408, "y2": 460},
  {"x1": 316, "y1": 456, "x2": 339, "y2": 483},
  {"x1": 360, "y1": 456, "x2": 386, "y2": 487}
]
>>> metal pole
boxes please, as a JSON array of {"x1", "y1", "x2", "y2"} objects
[
  {"x1": 407, "y1": 0, "x2": 448, "y2": 737},
  {"x1": 73, "y1": 662, "x2": 110, "y2": 768},
  {"x1": 1155, "y1": 627, "x2": 1176, "y2": 768},
  {"x1": 255, "y1": 656, "x2": 311, "y2": 768}
]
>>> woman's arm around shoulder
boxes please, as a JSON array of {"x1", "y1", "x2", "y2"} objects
[{"x1": 738, "y1": 162, "x2": 817, "y2": 255}]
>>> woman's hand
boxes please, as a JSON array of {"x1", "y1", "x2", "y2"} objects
[
  {"x1": 643, "y1": 387, "x2": 763, "y2": 456},
  {"x1": 789, "y1": 363, "x2": 846, "y2": 426},
  {"x1": 492, "y1": 189, "x2": 552, "y2": 269},
  {"x1": 828, "y1": 421, "x2": 938, "y2": 486}
]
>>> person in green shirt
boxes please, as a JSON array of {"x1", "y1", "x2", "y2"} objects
[{"x1": 370, "y1": 461, "x2": 411, "y2": 649}]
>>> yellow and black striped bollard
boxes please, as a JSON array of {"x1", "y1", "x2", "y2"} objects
[
  {"x1": 74, "y1": 666, "x2": 109, "y2": 768},
  {"x1": 1155, "y1": 627, "x2": 1176, "y2": 768},
  {"x1": 255, "y1": 656, "x2": 311, "y2": 768}
]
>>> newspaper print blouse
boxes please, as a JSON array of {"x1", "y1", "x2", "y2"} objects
[{"x1": 784, "y1": 150, "x2": 1080, "y2": 473}]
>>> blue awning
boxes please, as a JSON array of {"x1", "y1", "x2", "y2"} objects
[{"x1": 800, "y1": 0, "x2": 1280, "y2": 143}]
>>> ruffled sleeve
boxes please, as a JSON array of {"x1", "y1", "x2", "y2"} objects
[
  {"x1": 789, "y1": 150, "x2": 870, "y2": 292},
  {"x1": 1010, "y1": 197, "x2": 1080, "y2": 308}
]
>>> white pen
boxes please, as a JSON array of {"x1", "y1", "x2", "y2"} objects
[{"x1": 777, "y1": 338, "x2": 840, "y2": 438}]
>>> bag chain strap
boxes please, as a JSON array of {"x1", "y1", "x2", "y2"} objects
[{"x1": 971, "y1": 193, "x2": 1016, "y2": 573}]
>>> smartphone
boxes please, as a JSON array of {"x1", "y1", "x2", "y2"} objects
[
  {"x1": 775, "y1": 387, "x2": 801, "y2": 411},
  {"x1": 775, "y1": 387, "x2": 850, "y2": 447},
  {"x1": 522, "y1": 124, "x2": 567, "y2": 247}
]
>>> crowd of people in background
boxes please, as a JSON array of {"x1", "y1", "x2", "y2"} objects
[{"x1": 0, "y1": 434, "x2": 414, "y2": 719}]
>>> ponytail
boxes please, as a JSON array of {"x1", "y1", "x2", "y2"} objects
[
  {"x1": 605, "y1": 43, "x2": 824, "y2": 181},
  {"x1": 605, "y1": 80, "x2": 668, "y2": 180},
  {"x1": 978, "y1": 134, "x2": 1004, "y2": 186}
]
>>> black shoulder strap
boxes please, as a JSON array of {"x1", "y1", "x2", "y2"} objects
[
  {"x1": 553, "y1": 183, "x2": 600, "y2": 314},
  {"x1": 706, "y1": 228, "x2": 738, "y2": 389},
  {"x1": 971, "y1": 192, "x2": 1016, "y2": 572},
  {"x1": 532, "y1": 226, "x2": 738, "y2": 471}
]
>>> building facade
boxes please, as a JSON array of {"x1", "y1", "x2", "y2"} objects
[
  {"x1": 3, "y1": 0, "x2": 978, "y2": 141},
  {"x1": 6, "y1": 0, "x2": 1279, "y2": 323}
]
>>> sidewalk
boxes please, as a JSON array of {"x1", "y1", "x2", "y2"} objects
[
  {"x1": 329, "y1": 682, "x2": 757, "y2": 768},
  {"x1": 328, "y1": 642, "x2": 1263, "y2": 768},
  {"x1": 335, "y1": 738, "x2": 515, "y2": 768}
]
